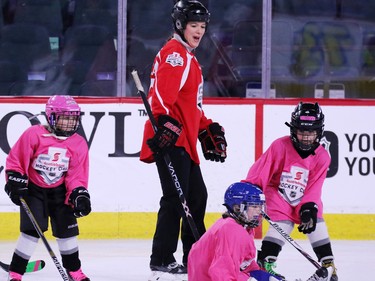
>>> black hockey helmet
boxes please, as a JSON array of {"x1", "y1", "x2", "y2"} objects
[
  {"x1": 286, "y1": 102, "x2": 325, "y2": 153},
  {"x1": 171, "y1": 0, "x2": 210, "y2": 37}
]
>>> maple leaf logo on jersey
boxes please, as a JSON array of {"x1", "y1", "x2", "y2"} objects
[{"x1": 166, "y1": 52, "x2": 184, "y2": 67}]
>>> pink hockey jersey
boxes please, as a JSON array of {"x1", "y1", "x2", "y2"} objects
[
  {"x1": 188, "y1": 217, "x2": 259, "y2": 281},
  {"x1": 140, "y1": 34, "x2": 212, "y2": 164},
  {"x1": 243, "y1": 136, "x2": 330, "y2": 223},
  {"x1": 6, "y1": 125, "x2": 89, "y2": 204}
]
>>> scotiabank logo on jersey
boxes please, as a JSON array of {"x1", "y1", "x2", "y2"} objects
[{"x1": 32, "y1": 147, "x2": 69, "y2": 184}]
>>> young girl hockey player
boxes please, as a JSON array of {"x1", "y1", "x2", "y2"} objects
[
  {"x1": 188, "y1": 182, "x2": 283, "y2": 281},
  {"x1": 243, "y1": 102, "x2": 337, "y2": 281},
  {"x1": 4, "y1": 95, "x2": 91, "y2": 281}
]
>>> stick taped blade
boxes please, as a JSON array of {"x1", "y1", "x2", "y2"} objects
[{"x1": 131, "y1": 70, "x2": 145, "y2": 92}]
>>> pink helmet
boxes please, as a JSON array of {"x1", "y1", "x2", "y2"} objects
[{"x1": 45, "y1": 95, "x2": 81, "y2": 137}]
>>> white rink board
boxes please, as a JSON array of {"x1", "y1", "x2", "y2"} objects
[{"x1": 1, "y1": 101, "x2": 374, "y2": 214}]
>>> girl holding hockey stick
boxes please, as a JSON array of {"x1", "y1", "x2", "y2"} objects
[
  {"x1": 140, "y1": 0, "x2": 227, "y2": 278},
  {"x1": 4, "y1": 95, "x2": 91, "y2": 281},
  {"x1": 243, "y1": 102, "x2": 338, "y2": 281},
  {"x1": 188, "y1": 182, "x2": 283, "y2": 281},
  {"x1": 188, "y1": 182, "x2": 333, "y2": 281}
]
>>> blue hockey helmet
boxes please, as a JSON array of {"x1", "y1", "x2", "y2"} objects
[{"x1": 224, "y1": 182, "x2": 265, "y2": 228}]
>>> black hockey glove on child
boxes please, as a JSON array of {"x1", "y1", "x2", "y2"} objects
[
  {"x1": 147, "y1": 115, "x2": 182, "y2": 155},
  {"x1": 298, "y1": 202, "x2": 318, "y2": 234},
  {"x1": 69, "y1": 187, "x2": 91, "y2": 218},
  {"x1": 4, "y1": 171, "x2": 28, "y2": 206},
  {"x1": 198, "y1": 122, "x2": 227, "y2": 162}
]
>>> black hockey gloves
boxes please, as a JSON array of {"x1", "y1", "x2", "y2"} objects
[
  {"x1": 147, "y1": 115, "x2": 182, "y2": 155},
  {"x1": 298, "y1": 202, "x2": 318, "y2": 234},
  {"x1": 198, "y1": 122, "x2": 227, "y2": 162},
  {"x1": 69, "y1": 187, "x2": 91, "y2": 218},
  {"x1": 4, "y1": 171, "x2": 28, "y2": 206}
]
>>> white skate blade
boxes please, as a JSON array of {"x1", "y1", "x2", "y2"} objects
[{"x1": 148, "y1": 271, "x2": 188, "y2": 281}]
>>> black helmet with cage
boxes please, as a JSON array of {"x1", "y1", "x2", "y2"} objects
[
  {"x1": 286, "y1": 102, "x2": 325, "y2": 153},
  {"x1": 171, "y1": 0, "x2": 210, "y2": 39}
]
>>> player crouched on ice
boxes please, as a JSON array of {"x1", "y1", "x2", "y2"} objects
[{"x1": 187, "y1": 182, "x2": 283, "y2": 281}]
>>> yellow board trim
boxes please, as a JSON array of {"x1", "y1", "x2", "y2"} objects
[{"x1": 0, "y1": 212, "x2": 374, "y2": 240}]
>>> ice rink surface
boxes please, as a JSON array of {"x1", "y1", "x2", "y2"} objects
[{"x1": 0, "y1": 239, "x2": 371, "y2": 280}]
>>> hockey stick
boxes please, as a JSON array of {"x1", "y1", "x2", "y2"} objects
[
  {"x1": 131, "y1": 70, "x2": 200, "y2": 241},
  {"x1": 19, "y1": 197, "x2": 70, "y2": 281},
  {"x1": 261, "y1": 211, "x2": 321, "y2": 269}
]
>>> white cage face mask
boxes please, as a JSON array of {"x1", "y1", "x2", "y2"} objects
[
  {"x1": 235, "y1": 202, "x2": 265, "y2": 228},
  {"x1": 296, "y1": 129, "x2": 318, "y2": 148},
  {"x1": 50, "y1": 112, "x2": 81, "y2": 137}
]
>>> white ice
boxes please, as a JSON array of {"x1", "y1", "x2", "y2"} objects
[{"x1": 0, "y1": 239, "x2": 371, "y2": 280}]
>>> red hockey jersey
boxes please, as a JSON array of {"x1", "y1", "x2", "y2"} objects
[{"x1": 140, "y1": 34, "x2": 212, "y2": 164}]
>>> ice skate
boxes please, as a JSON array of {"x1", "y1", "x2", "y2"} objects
[
  {"x1": 66, "y1": 268, "x2": 90, "y2": 281},
  {"x1": 149, "y1": 262, "x2": 187, "y2": 281},
  {"x1": 257, "y1": 256, "x2": 286, "y2": 281},
  {"x1": 8, "y1": 271, "x2": 22, "y2": 281},
  {"x1": 305, "y1": 266, "x2": 333, "y2": 281},
  {"x1": 150, "y1": 262, "x2": 187, "y2": 274},
  {"x1": 321, "y1": 259, "x2": 338, "y2": 281}
]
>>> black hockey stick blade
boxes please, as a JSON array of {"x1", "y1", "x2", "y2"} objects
[
  {"x1": 0, "y1": 260, "x2": 46, "y2": 273},
  {"x1": 131, "y1": 70, "x2": 201, "y2": 241}
]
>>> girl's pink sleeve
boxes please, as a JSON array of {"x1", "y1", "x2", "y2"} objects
[{"x1": 6, "y1": 127, "x2": 36, "y2": 176}]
